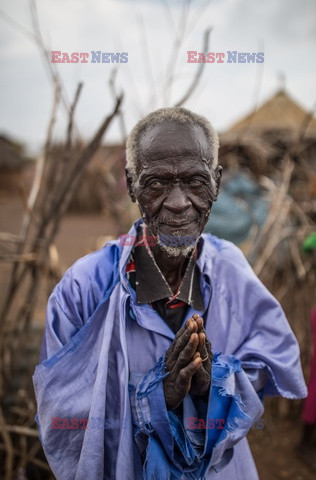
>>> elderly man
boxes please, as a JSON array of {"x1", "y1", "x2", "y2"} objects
[{"x1": 34, "y1": 108, "x2": 306, "y2": 480}]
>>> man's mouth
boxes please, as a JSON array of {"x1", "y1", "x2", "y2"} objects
[{"x1": 159, "y1": 218, "x2": 198, "y2": 228}]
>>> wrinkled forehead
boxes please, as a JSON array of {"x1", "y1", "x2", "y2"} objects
[{"x1": 138, "y1": 120, "x2": 210, "y2": 165}]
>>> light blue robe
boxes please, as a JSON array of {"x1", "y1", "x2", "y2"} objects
[{"x1": 33, "y1": 219, "x2": 307, "y2": 479}]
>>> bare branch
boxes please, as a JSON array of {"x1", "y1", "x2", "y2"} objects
[
  {"x1": 109, "y1": 69, "x2": 127, "y2": 141},
  {"x1": 0, "y1": 253, "x2": 36, "y2": 263},
  {"x1": 0, "y1": 444, "x2": 51, "y2": 471},
  {"x1": 0, "y1": 407, "x2": 14, "y2": 480},
  {"x1": 28, "y1": 0, "x2": 81, "y2": 138},
  {"x1": 137, "y1": 14, "x2": 158, "y2": 110},
  {"x1": 186, "y1": 0, "x2": 214, "y2": 35},
  {"x1": 0, "y1": 9, "x2": 41, "y2": 44},
  {"x1": 174, "y1": 27, "x2": 211, "y2": 107},
  {"x1": 0, "y1": 82, "x2": 60, "y2": 330},
  {"x1": 235, "y1": 39, "x2": 265, "y2": 143},
  {"x1": 66, "y1": 82, "x2": 83, "y2": 152},
  {"x1": 163, "y1": 0, "x2": 192, "y2": 105},
  {"x1": 39, "y1": 94, "x2": 124, "y2": 242},
  {"x1": 0, "y1": 425, "x2": 39, "y2": 438}
]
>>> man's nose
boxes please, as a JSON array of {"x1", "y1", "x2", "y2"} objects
[{"x1": 164, "y1": 184, "x2": 191, "y2": 213}]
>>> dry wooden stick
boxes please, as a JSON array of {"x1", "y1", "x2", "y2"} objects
[
  {"x1": 0, "y1": 233, "x2": 45, "y2": 246},
  {"x1": 18, "y1": 439, "x2": 42, "y2": 472},
  {"x1": 17, "y1": 435, "x2": 27, "y2": 471},
  {"x1": 254, "y1": 159, "x2": 294, "y2": 241},
  {"x1": 0, "y1": 4, "x2": 125, "y2": 475},
  {"x1": 0, "y1": 425, "x2": 39, "y2": 438},
  {"x1": 28, "y1": 0, "x2": 77, "y2": 126},
  {"x1": 137, "y1": 14, "x2": 158, "y2": 109},
  {"x1": 290, "y1": 240, "x2": 307, "y2": 279},
  {"x1": 0, "y1": 82, "x2": 60, "y2": 330},
  {"x1": 39, "y1": 94, "x2": 123, "y2": 234},
  {"x1": 41, "y1": 81, "x2": 83, "y2": 221},
  {"x1": 253, "y1": 220, "x2": 292, "y2": 277},
  {"x1": 163, "y1": 0, "x2": 192, "y2": 105},
  {"x1": 4, "y1": 82, "x2": 83, "y2": 312},
  {"x1": 0, "y1": 94, "x2": 123, "y2": 394},
  {"x1": 0, "y1": 253, "x2": 36, "y2": 263},
  {"x1": 66, "y1": 82, "x2": 83, "y2": 151},
  {"x1": 174, "y1": 27, "x2": 211, "y2": 107},
  {"x1": 0, "y1": 444, "x2": 51, "y2": 471},
  {"x1": 109, "y1": 69, "x2": 126, "y2": 141},
  {"x1": 0, "y1": 406, "x2": 14, "y2": 480}
]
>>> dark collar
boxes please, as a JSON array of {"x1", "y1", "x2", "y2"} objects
[{"x1": 134, "y1": 226, "x2": 204, "y2": 311}]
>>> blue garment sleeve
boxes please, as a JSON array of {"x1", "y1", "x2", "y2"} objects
[
  {"x1": 39, "y1": 245, "x2": 118, "y2": 362},
  {"x1": 129, "y1": 353, "x2": 264, "y2": 480},
  {"x1": 244, "y1": 367, "x2": 268, "y2": 393}
]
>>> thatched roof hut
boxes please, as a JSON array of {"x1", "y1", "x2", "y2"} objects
[
  {"x1": 214, "y1": 88, "x2": 316, "y2": 390},
  {"x1": 68, "y1": 143, "x2": 126, "y2": 213},
  {"x1": 228, "y1": 88, "x2": 316, "y2": 136},
  {"x1": 47, "y1": 142, "x2": 136, "y2": 232},
  {"x1": 0, "y1": 135, "x2": 32, "y2": 194},
  {"x1": 0, "y1": 135, "x2": 27, "y2": 171},
  {"x1": 219, "y1": 89, "x2": 316, "y2": 185}
]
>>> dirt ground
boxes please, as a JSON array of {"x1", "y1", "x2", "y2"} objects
[
  {"x1": 248, "y1": 419, "x2": 315, "y2": 480},
  {"x1": 0, "y1": 194, "x2": 315, "y2": 480}
]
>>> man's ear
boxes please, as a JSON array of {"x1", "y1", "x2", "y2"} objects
[
  {"x1": 214, "y1": 165, "x2": 222, "y2": 201},
  {"x1": 125, "y1": 168, "x2": 137, "y2": 203}
]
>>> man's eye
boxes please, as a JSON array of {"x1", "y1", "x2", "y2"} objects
[
  {"x1": 147, "y1": 180, "x2": 164, "y2": 187},
  {"x1": 188, "y1": 178, "x2": 203, "y2": 187}
]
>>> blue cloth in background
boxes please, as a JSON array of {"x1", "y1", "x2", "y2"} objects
[{"x1": 204, "y1": 172, "x2": 268, "y2": 245}]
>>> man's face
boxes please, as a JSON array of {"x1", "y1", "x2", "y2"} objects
[{"x1": 132, "y1": 120, "x2": 220, "y2": 249}]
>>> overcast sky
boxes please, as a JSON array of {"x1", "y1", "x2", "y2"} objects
[{"x1": 0, "y1": 0, "x2": 315, "y2": 154}]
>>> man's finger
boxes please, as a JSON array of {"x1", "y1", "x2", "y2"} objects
[
  {"x1": 177, "y1": 317, "x2": 197, "y2": 339},
  {"x1": 174, "y1": 333, "x2": 199, "y2": 370},
  {"x1": 167, "y1": 319, "x2": 198, "y2": 363},
  {"x1": 167, "y1": 318, "x2": 197, "y2": 356},
  {"x1": 178, "y1": 357, "x2": 202, "y2": 386},
  {"x1": 192, "y1": 314, "x2": 204, "y2": 332},
  {"x1": 197, "y1": 332, "x2": 212, "y2": 371},
  {"x1": 204, "y1": 334, "x2": 212, "y2": 358},
  {"x1": 165, "y1": 321, "x2": 193, "y2": 368},
  {"x1": 173, "y1": 319, "x2": 191, "y2": 342},
  {"x1": 203, "y1": 331, "x2": 213, "y2": 362}
]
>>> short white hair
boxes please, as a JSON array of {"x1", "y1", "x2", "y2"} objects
[{"x1": 126, "y1": 107, "x2": 219, "y2": 182}]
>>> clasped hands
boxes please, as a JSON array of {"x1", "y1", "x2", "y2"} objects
[{"x1": 163, "y1": 314, "x2": 213, "y2": 410}]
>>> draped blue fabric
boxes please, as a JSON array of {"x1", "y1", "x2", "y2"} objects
[{"x1": 33, "y1": 219, "x2": 307, "y2": 480}]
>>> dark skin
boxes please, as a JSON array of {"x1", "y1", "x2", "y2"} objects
[
  {"x1": 126, "y1": 119, "x2": 222, "y2": 409},
  {"x1": 164, "y1": 314, "x2": 213, "y2": 409}
]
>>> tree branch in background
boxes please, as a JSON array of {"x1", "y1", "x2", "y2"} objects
[
  {"x1": 0, "y1": 6, "x2": 124, "y2": 477},
  {"x1": 109, "y1": 69, "x2": 127, "y2": 141},
  {"x1": 163, "y1": 0, "x2": 192, "y2": 105},
  {"x1": 174, "y1": 27, "x2": 211, "y2": 107}
]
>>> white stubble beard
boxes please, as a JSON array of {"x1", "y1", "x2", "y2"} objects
[{"x1": 156, "y1": 232, "x2": 198, "y2": 258}]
